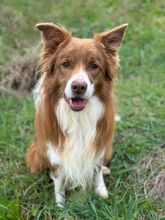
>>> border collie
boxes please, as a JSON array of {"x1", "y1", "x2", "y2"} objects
[{"x1": 26, "y1": 22, "x2": 127, "y2": 207}]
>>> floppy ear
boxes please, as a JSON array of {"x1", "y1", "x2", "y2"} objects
[
  {"x1": 36, "y1": 23, "x2": 71, "y2": 51},
  {"x1": 94, "y1": 24, "x2": 128, "y2": 54}
]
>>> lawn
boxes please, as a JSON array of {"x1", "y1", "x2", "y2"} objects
[{"x1": 0, "y1": 0, "x2": 165, "y2": 219}]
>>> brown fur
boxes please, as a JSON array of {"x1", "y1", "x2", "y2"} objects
[{"x1": 26, "y1": 23, "x2": 127, "y2": 173}]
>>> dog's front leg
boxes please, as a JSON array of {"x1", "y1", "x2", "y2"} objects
[
  {"x1": 93, "y1": 164, "x2": 108, "y2": 199},
  {"x1": 51, "y1": 171, "x2": 65, "y2": 208}
]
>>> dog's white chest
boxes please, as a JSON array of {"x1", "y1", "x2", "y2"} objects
[{"x1": 47, "y1": 97, "x2": 104, "y2": 189}]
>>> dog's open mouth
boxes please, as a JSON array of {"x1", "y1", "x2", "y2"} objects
[{"x1": 66, "y1": 98, "x2": 88, "y2": 111}]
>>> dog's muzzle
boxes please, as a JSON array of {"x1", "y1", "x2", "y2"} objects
[{"x1": 64, "y1": 70, "x2": 94, "y2": 111}]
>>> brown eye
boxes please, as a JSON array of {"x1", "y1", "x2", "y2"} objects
[
  {"x1": 62, "y1": 61, "x2": 70, "y2": 68},
  {"x1": 90, "y1": 63, "x2": 98, "y2": 70}
]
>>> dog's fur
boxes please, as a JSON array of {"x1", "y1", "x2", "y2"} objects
[{"x1": 26, "y1": 23, "x2": 127, "y2": 207}]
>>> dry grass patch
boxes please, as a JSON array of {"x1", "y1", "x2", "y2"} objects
[
  {"x1": 1, "y1": 48, "x2": 38, "y2": 95},
  {"x1": 130, "y1": 148, "x2": 165, "y2": 199}
]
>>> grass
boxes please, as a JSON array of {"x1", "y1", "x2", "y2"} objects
[{"x1": 0, "y1": 0, "x2": 165, "y2": 219}]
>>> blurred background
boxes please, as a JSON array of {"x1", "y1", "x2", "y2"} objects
[{"x1": 0, "y1": 0, "x2": 165, "y2": 219}]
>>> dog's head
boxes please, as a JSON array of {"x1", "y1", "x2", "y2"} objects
[{"x1": 37, "y1": 23, "x2": 127, "y2": 111}]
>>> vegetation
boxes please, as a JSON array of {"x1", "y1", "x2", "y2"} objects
[{"x1": 0, "y1": 0, "x2": 165, "y2": 219}]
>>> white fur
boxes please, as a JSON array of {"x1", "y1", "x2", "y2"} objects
[
  {"x1": 64, "y1": 67, "x2": 94, "y2": 99},
  {"x1": 48, "y1": 96, "x2": 104, "y2": 190},
  {"x1": 115, "y1": 114, "x2": 121, "y2": 122},
  {"x1": 33, "y1": 73, "x2": 46, "y2": 108},
  {"x1": 94, "y1": 168, "x2": 108, "y2": 198},
  {"x1": 47, "y1": 143, "x2": 61, "y2": 166},
  {"x1": 51, "y1": 173, "x2": 65, "y2": 207},
  {"x1": 102, "y1": 166, "x2": 111, "y2": 175}
]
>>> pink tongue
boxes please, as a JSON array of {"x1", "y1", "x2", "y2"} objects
[{"x1": 69, "y1": 98, "x2": 87, "y2": 111}]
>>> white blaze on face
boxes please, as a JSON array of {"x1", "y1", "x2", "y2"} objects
[{"x1": 64, "y1": 67, "x2": 94, "y2": 99}]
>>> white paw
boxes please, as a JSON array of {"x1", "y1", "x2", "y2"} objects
[
  {"x1": 57, "y1": 203, "x2": 64, "y2": 208},
  {"x1": 56, "y1": 193, "x2": 65, "y2": 208},
  {"x1": 95, "y1": 186, "x2": 108, "y2": 199},
  {"x1": 102, "y1": 166, "x2": 111, "y2": 176},
  {"x1": 115, "y1": 114, "x2": 121, "y2": 122}
]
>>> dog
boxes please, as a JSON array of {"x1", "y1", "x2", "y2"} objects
[{"x1": 26, "y1": 22, "x2": 127, "y2": 207}]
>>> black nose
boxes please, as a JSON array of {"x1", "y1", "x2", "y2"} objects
[{"x1": 71, "y1": 81, "x2": 87, "y2": 95}]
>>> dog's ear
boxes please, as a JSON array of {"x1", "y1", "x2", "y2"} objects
[
  {"x1": 36, "y1": 23, "x2": 71, "y2": 51},
  {"x1": 36, "y1": 23, "x2": 71, "y2": 73},
  {"x1": 94, "y1": 24, "x2": 128, "y2": 54}
]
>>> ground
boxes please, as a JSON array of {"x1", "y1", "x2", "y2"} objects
[{"x1": 0, "y1": 0, "x2": 165, "y2": 219}]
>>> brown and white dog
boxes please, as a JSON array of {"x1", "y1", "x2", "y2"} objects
[{"x1": 26, "y1": 23, "x2": 127, "y2": 207}]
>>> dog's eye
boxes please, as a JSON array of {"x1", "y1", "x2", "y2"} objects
[
  {"x1": 62, "y1": 61, "x2": 70, "y2": 68},
  {"x1": 90, "y1": 63, "x2": 99, "y2": 70}
]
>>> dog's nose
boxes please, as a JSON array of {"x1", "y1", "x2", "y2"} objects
[{"x1": 71, "y1": 81, "x2": 87, "y2": 95}]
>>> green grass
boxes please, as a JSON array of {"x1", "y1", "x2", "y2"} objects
[{"x1": 0, "y1": 0, "x2": 165, "y2": 219}]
